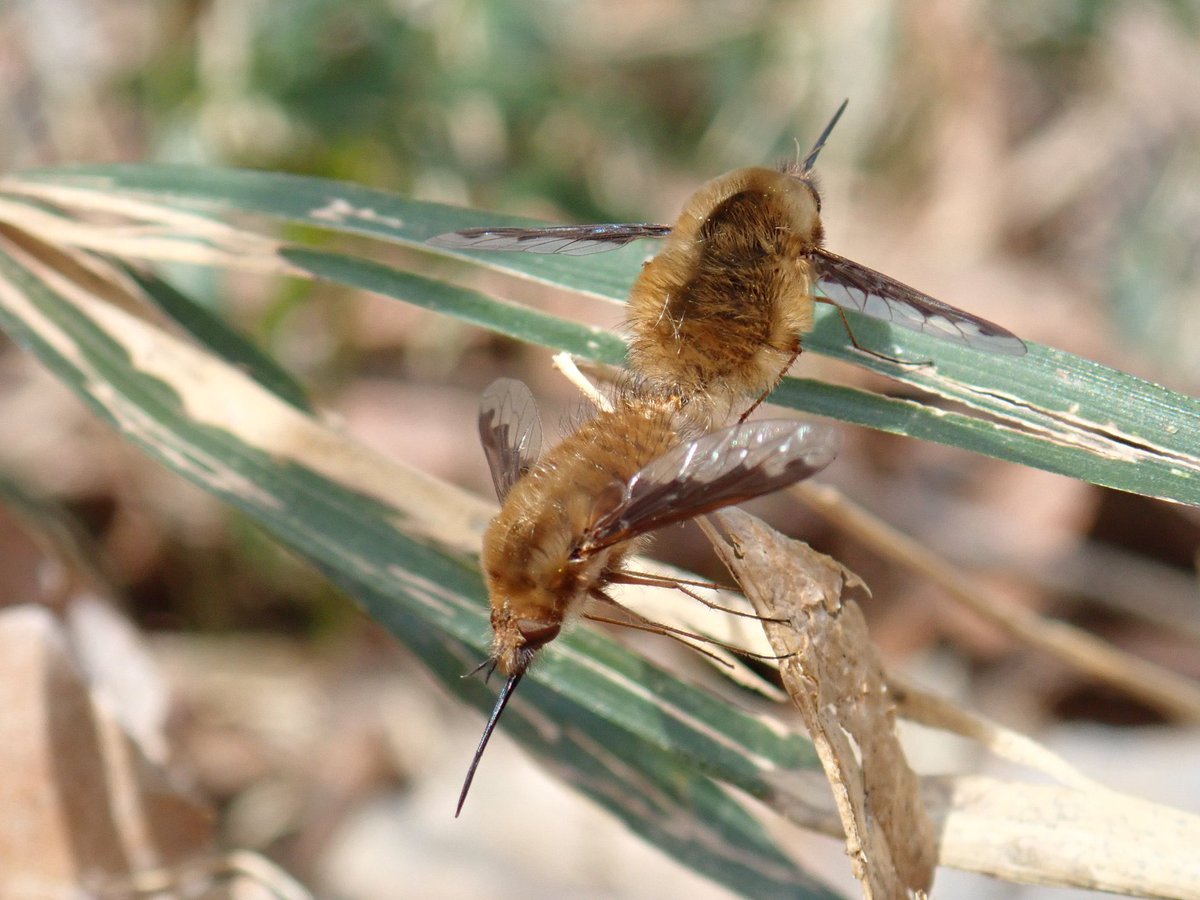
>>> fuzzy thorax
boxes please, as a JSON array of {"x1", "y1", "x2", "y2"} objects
[{"x1": 626, "y1": 166, "x2": 823, "y2": 417}]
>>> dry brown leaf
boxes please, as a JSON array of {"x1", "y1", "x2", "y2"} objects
[
  {"x1": 757, "y1": 767, "x2": 1200, "y2": 899},
  {"x1": 0, "y1": 604, "x2": 213, "y2": 896},
  {"x1": 704, "y1": 507, "x2": 936, "y2": 899},
  {"x1": 926, "y1": 774, "x2": 1200, "y2": 898},
  {"x1": 794, "y1": 482, "x2": 1200, "y2": 722},
  {"x1": 701, "y1": 508, "x2": 1200, "y2": 898},
  {"x1": 0, "y1": 188, "x2": 296, "y2": 275},
  {"x1": 886, "y1": 674, "x2": 1104, "y2": 791}
]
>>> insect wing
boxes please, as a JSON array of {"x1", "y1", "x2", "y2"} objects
[
  {"x1": 582, "y1": 421, "x2": 840, "y2": 554},
  {"x1": 428, "y1": 223, "x2": 671, "y2": 256},
  {"x1": 479, "y1": 378, "x2": 543, "y2": 502},
  {"x1": 813, "y1": 249, "x2": 1027, "y2": 355}
]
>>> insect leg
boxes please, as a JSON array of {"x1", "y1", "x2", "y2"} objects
[
  {"x1": 583, "y1": 610, "x2": 733, "y2": 669},
  {"x1": 737, "y1": 343, "x2": 803, "y2": 424},
  {"x1": 608, "y1": 568, "x2": 786, "y2": 623},
  {"x1": 586, "y1": 589, "x2": 795, "y2": 662},
  {"x1": 820, "y1": 300, "x2": 933, "y2": 368}
]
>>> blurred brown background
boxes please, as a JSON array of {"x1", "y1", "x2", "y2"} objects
[{"x1": 1, "y1": 1, "x2": 1198, "y2": 897}]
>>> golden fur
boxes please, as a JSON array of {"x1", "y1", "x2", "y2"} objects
[
  {"x1": 481, "y1": 388, "x2": 682, "y2": 675},
  {"x1": 625, "y1": 166, "x2": 821, "y2": 422}
]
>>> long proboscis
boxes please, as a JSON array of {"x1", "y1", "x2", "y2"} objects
[
  {"x1": 801, "y1": 98, "x2": 849, "y2": 173},
  {"x1": 456, "y1": 671, "x2": 525, "y2": 817}
]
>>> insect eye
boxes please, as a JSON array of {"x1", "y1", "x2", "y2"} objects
[{"x1": 516, "y1": 619, "x2": 561, "y2": 650}]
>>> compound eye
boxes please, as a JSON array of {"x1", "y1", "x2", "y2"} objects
[{"x1": 516, "y1": 618, "x2": 561, "y2": 650}]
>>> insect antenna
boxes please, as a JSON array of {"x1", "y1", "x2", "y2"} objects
[
  {"x1": 463, "y1": 657, "x2": 499, "y2": 681},
  {"x1": 457, "y1": 670, "x2": 524, "y2": 817},
  {"x1": 800, "y1": 98, "x2": 849, "y2": 173}
]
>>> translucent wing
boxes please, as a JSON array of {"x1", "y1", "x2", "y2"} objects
[
  {"x1": 580, "y1": 421, "x2": 840, "y2": 555},
  {"x1": 812, "y1": 249, "x2": 1027, "y2": 355},
  {"x1": 478, "y1": 378, "x2": 543, "y2": 502},
  {"x1": 428, "y1": 223, "x2": 672, "y2": 256}
]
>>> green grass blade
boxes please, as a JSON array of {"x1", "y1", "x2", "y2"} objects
[
  {"x1": 125, "y1": 264, "x2": 314, "y2": 412},
  {"x1": 284, "y1": 247, "x2": 1200, "y2": 505},
  {"x1": 5, "y1": 164, "x2": 1198, "y2": 504}
]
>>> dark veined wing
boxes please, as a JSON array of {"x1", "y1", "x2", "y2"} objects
[
  {"x1": 580, "y1": 421, "x2": 840, "y2": 555},
  {"x1": 478, "y1": 378, "x2": 543, "y2": 502},
  {"x1": 428, "y1": 223, "x2": 672, "y2": 256},
  {"x1": 812, "y1": 249, "x2": 1027, "y2": 355}
]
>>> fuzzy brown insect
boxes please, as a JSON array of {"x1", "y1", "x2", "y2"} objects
[
  {"x1": 431, "y1": 101, "x2": 1025, "y2": 421},
  {"x1": 459, "y1": 377, "x2": 840, "y2": 813},
  {"x1": 438, "y1": 102, "x2": 1024, "y2": 813}
]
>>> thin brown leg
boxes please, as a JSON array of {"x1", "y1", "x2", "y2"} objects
[
  {"x1": 818, "y1": 300, "x2": 933, "y2": 367},
  {"x1": 582, "y1": 611, "x2": 733, "y2": 669},
  {"x1": 738, "y1": 343, "x2": 803, "y2": 424},
  {"x1": 609, "y1": 568, "x2": 785, "y2": 623},
  {"x1": 587, "y1": 589, "x2": 795, "y2": 662}
]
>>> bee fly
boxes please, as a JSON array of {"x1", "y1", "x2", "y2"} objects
[
  {"x1": 459, "y1": 377, "x2": 840, "y2": 813},
  {"x1": 431, "y1": 101, "x2": 1025, "y2": 420}
]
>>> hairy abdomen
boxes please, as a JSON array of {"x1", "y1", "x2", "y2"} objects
[{"x1": 481, "y1": 394, "x2": 680, "y2": 628}]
